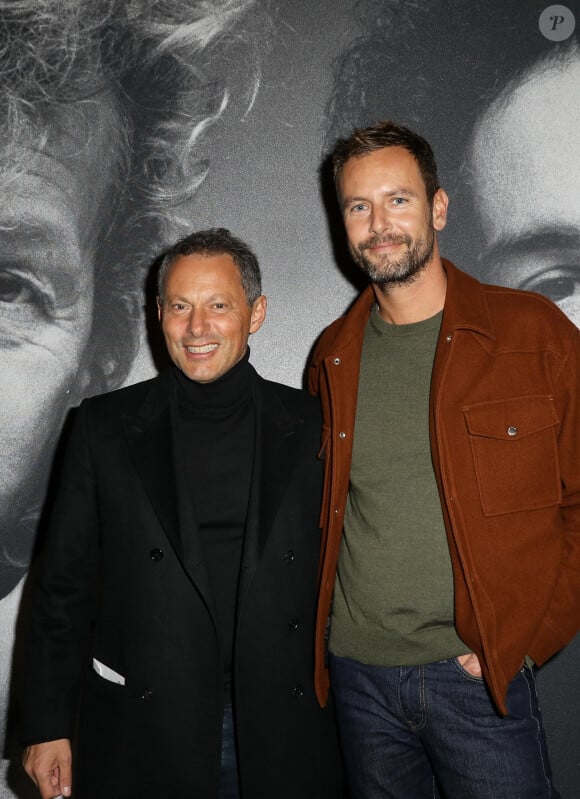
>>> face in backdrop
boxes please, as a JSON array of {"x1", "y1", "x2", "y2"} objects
[
  {"x1": 0, "y1": 97, "x2": 118, "y2": 592},
  {"x1": 468, "y1": 53, "x2": 580, "y2": 325},
  {"x1": 339, "y1": 146, "x2": 446, "y2": 287},
  {"x1": 158, "y1": 251, "x2": 266, "y2": 383}
]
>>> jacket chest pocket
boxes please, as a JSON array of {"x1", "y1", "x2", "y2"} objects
[{"x1": 463, "y1": 395, "x2": 561, "y2": 516}]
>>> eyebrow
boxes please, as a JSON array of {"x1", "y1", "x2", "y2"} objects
[
  {"x1": 166, "y1": 293, "x2": 231, "y2": 303},
  {"x1": 0, "y1": 216, "x2": 71, "y2": 256},
  {"x1": 484, "y1": 226, "x2": 580, "y2": 263}
]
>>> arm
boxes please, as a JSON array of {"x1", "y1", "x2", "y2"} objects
[
  {"x1": 23, "y1": 739, "x2": 72, "y2": 798},
  {"x1": 19, "y1": 401, "x2": 99, "y2": 745},
  {"x1": 307, "y1": 345, "x2": 321, "y2": 397},
  {"x1": 530, "y1": 327, "x2": 580, "y2": 664}
]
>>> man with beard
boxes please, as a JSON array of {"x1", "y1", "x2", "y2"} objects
[{"x1": 308, "y1": 120, "x2": 580, "y2": 798}]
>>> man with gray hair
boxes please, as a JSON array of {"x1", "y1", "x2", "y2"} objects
[
  {"x1": 0, "y1": 4, "x2": 263, "y2": 784},
  {"x1": 19, "y1": 228, "x2": 343, "y2": 799}
]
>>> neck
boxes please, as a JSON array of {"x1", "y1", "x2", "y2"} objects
[
  {"x1": 373, "y1": 254, "x2": 447, "y2": 325},
  {"x1": 172, "y1": 349, "x2": 253, "y2": 410}
]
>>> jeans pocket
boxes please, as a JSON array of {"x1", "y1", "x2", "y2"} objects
[{"x1": 452, "y1": 656, "x2": 486, "y2": 682}]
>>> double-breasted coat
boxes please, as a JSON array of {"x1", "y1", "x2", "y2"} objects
[{"x1": 19, "y1": 368, "x2": 343, "y2": 797}]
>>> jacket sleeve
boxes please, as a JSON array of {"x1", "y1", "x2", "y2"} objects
[
  {"x1": 307, "y1": 352, "x2": 321, "y2": 397},
  {"x1": 18, "y1": 401, "x2": 99, "y2": 745},
  {"x1": 529, "y1": 326, "x2": 580, "y2": 665}
]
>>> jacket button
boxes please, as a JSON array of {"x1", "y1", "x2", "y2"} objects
[
  {"x1": 507, "y1": 426, "x2": 518, "y2": 436},
  {"x1": 150, "y1": 548, "x2": 164, "y2": 561},
  {"x1": 140, "y1": 688, "x2": 153, "y2": 701},
  {"x1": 333, "y1": 357, "x2": 341, "y2": 365},
  {"x1": 290, "y1": 684, "x2": 305, "y2": 699},
  {"x1": 339, "y1": 431, "x2": 346, "y2": 439},
  {"x1": 283, "y1": 549, "x2": 295, "y2": 565},
  {"x1": 446, "y1": 334, "x2": 452, "y2": 342},
  {"x1": 288, "y1": 618, "x2": 300, "y2": 631}
]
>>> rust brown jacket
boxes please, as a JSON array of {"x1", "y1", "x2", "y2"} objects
[{"x1": 308, "y1": 260, "x2": 580, "y2": 714}]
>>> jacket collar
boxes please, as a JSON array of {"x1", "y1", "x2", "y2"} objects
[
  {"x1": 122, "y1": 371, "x2": 180, "y2": 556},
  {"x1": 121, "y1": 369, "x2": 302, "y2": 616},
  {"x1": 316, "y1": 260, "x2": 496, "y2": 362},
  {"x1": 441, "y1": 260, "x2": 496, "y2": 341},
  {"x1": 237, "y1": 377, "x2": 302, "y2": 605}
]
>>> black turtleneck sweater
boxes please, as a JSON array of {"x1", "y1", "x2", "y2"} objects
[{"x1": 171, "y1": 352, "x2": 255, "y2": 701}]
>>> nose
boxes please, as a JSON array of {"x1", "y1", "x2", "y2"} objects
[
  {"x1": 186, "y1": 307, "x2": 209, "y2": 338},
  {"x1": 370, "y1": 207, "x2": 391, "y2": 235}
]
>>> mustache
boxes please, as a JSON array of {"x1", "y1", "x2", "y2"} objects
[{"x1": 358, "y1": 234, "x2": 411, "y2": 251}]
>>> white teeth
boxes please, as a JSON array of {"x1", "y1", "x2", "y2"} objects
[{"x1": 186, "y1": 344, "x2": 218, "y2": 354}]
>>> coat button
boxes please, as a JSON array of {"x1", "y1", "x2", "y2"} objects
[
  {"x1": 283, "y1": 549, "x2": 295, "y2": 565},
  {"x1": 338, "y1": 432, "x2": 346, "y2": 439},
  {"x1": 446, "y1": 334, "x2": 452, "y2": 342},
  {"x1": 333, "y1": 357, "x2": 341, "y2": 365},
  {"x1": 288, "y1": 618, "x2": 300, "y2": 631},
  {"x1": 290, "y1": 684, "x2": 305, "y2": 699},
  {"x1": 140, "y1": 688, "x2": 153, "y2": 701},
  {"x1": 507, "y1": 426, "x2": 518, "y2": 436},
  {"x1": 150, "y1": 548, "x2": 164, "y2": 561}
]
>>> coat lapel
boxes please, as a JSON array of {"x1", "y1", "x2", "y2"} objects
[
  {"x1": 238, "y1": 377, "x2": 302, "y2": 603},
  {"x1": 122, "y1": 373, "x2": 215, "y2": 615}
]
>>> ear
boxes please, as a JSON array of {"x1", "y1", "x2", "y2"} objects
[
  {"x1": 249, "y1": 295, "x2": 267, "y2": 334},
  {"x1": 432, "y1": 188, "x2": 449, "y2": 232}
]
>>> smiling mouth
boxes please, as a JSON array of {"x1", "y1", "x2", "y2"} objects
[
  {"x1": 185, "y1": 344, "x2": 219, "y2": 354},
  {"x1": 366, "y1": 237, "x2": 407, "y2": 251}
]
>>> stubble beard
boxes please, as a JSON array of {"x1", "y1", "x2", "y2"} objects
[{"x1": 350, "y1": 227, "x2": 435, "y2": 288}]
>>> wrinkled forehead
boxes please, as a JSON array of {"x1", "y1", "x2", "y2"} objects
[
  {"x1": 468, "y1": 52, "x2": 580, "y2": 241},
  {"x1": 0, "y1": 90, "x2": 123, "y2": 249}
]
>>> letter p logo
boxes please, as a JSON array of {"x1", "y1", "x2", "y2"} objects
[{"x1": 539, "y1": 5, "x2": 576, "y2": 40}]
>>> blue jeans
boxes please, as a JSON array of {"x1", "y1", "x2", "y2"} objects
[
  {"x1": 220, "y1": 704, "x2": 240, "y2": 799},
  {"x1": 329, "y1": 654, "x2": 558, "y2": 799}
]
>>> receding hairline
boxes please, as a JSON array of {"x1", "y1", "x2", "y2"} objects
[
  {"x1": 160, "y1": 249, "x2": 250, "y2": 295},
  {"x1": 157, "y1": 228, "x2": 263, "y2": 306}
]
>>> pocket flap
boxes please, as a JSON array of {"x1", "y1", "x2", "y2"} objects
[{"x1": 463, "y1": 396, "x2": 559, "y2": 441}]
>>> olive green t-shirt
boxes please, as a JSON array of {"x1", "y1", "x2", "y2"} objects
[{"x1": 329, "y1": 306, "x2": 469, "y2": 665}]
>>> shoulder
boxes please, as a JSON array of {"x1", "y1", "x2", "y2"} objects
[
  {"x1": 311, "y1": 287, "x2": 375, "y2": 365},
  {"x1": 446, "y1": 261, "x2": 579, "y2": 353},
  {"x1": 483, "y1": 280, "x2": 571, "y2": 317},
  {"x1": 482, "y1": 282, "x2": 579, "y2": 344},
  {"x1": 79, "y1": 373, "x2": 166, "y2": 417},
  {"x1": 452, "y1": 259, "x2": 573, "y2": 329},
  {"x1": 256, "y1": 374, "x2": 322, "y2": 424}
]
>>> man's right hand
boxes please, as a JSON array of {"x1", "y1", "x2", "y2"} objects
[{"x1": 23, "y1": 739, "x2": 72, "y2": 798}]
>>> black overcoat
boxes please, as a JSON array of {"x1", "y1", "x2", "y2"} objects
[{"x1": 20, "y1": 369, "x2": 343, "y2": 797}]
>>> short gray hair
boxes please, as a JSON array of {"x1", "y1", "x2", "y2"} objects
[{"x1": 157, "y1": 228, "x2": 262, "y2": 305}]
